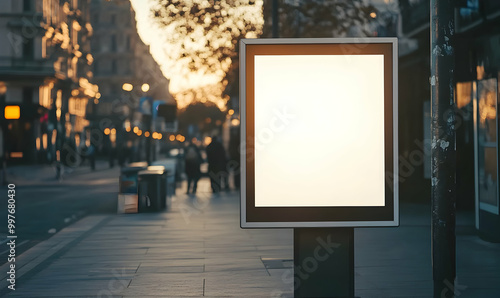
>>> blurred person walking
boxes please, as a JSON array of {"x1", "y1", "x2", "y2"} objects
[
  {"x1": 184, "y1": 142, "x2": 202, "y2": 194},
  {"x1": 87, "y1": 143, "x2": 96, "y2": 171},
  {"x1": 206, "y1": 136, "x2": 229, "y2": 193}
]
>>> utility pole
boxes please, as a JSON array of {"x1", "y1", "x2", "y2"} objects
[
  {"x1": 430, "y1": 1, "x2": 456, "y2": 297},
  {"x1": 272, "y1": 0, "x2": 279, "y2": 38}
]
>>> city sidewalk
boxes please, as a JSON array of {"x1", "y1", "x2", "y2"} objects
[{"x1": 1, "y1": 178, "x2": 500, "y2": 297}]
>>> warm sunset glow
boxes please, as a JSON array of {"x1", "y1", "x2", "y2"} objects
[
  {"x1": 479, "y1": 90, "x2": 497, "y2": 124},
  {"x1": 456, "y1": 82, "x2": 472, "y2": 109},
  {"x1": 130, "y1": 0, "x2": 264, "y2": 108}
]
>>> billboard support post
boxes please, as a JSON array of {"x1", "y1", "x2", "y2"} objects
[
  {"x1": 294, "y1": 228, "x2": 354, "y2": 298},
  {"x1": 240, "y1": 38, "x2": 398, "y2": 297}
]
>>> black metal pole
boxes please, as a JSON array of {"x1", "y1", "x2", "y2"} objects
[
  {"x1": 272, "y1": 0, "x2": 279, "y2": 38},
  {"x1": 430, "y1": 1, "x2": 456, "y2": 297}
]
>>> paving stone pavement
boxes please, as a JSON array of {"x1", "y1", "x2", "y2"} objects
[
  {"x1": 1, "y1": 179, "x2": 499, "y2": 297},
  {"x1": 2, "y1": 180, "x2": 294, "y2": 298}
]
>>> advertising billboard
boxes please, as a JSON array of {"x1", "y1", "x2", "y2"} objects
[{"x1": 240, "y1": 38, "x2": 398, "y2": 228}]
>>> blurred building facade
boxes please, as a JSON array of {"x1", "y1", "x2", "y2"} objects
[
  {"x1": 398, "y1": 0, "x2": 500, "y2": 241},
  {"x1": 0, "y1": 0, "x2": 98, "y2": 165},
  {"x1": 88, "y1": 0, "x2": 173, "y2": 162}
]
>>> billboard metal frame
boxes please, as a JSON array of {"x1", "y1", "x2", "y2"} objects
[{"x1": 240, "y1": 38, "x2": 399, "y2": 228}]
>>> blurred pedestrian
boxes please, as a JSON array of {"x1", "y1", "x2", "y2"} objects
[
  {"x1": 108, "y1": 145, "x2": 116, "y2": 168},
  {"x1": 228, "y1": 129, "x2": 241, "y2": 189},
  {"x1": 184, "y1": 142, "x2": 202, "y2": 194},
  {"x1": 205, "y1": 136, "x2": 229, "y2": 193},
  {"x1": 118, "y1": 141, "x2": 133, "y2": 167},
  {"x1": 88, "y1": 143, "x2": 96, "y2": 171}
]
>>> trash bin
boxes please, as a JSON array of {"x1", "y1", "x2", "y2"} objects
[
  {"x1": 137, "y1": 169, "x2": 164, "y2": 212},
  {"x1": 147, "y1": 165, "x2": 168, "y2": 210},
  {"x1": 151, "y1": 159, "x2": 177, "y2": 207},
  {"x1": 117, "y1": 162, "x2": 148, "y2": 213}
]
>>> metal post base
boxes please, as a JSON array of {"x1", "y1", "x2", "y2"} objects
[{"x1": 294, "y1": 228, "x2": 354, "y2": 298}]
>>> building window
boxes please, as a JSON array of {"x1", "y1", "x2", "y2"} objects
[
  {"x1": 23, "y1": 0, "x2": 31, "y2": 12},
  {"x1": 93, "y1": 59, "x2": 99, "y2": 75},
  {"x1": 110, "y1": 35, "x2": 117, "y2": 52},
  {"x1": 92, "y1": 13, "x2": 99, "y2": 25},
  {"x1": 123, "y1": 60, "x2": 130, "y2": 75},
  {"x1": 111, "y1": 59, "x2": 117, "y2": 74},
  {"x1": 23, "y1": 87, "x2": 33, "y2": 104},
  {"x1": 22, "y1": 38, "x2": 34, "y2": 60},
  {"x1": 91, "y1": 36, "x2": 99, "y2": 52},
  {"x1": 111, "y1": 84, "x2": 120, "y2": 95},
  {"x1": 125, "y1": 35, "x2": 131, "y2": 51}
]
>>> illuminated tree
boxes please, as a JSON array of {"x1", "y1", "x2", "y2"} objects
[
  {"x1": 151, "y1": 0, "x2": 263, "y2": 104},
  {"x1": 152, "y1": 0, "x2": 376, "y2": 105}
]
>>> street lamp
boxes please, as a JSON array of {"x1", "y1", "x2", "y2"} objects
[
  {"x1": 122, "y1": 83, "x2": 133, "y2": 92},
  {"x1": 230, "y1": 118, "x2": 240, "y2": 126},
  {"x1": 141, "y1": 83, "x2": 150, "y2": 93}
]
